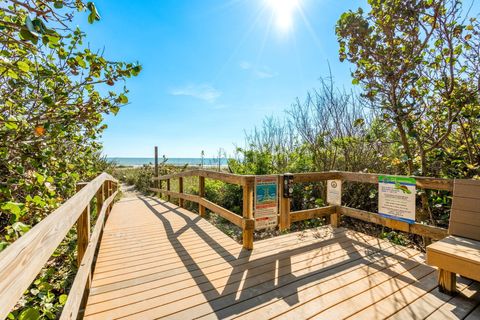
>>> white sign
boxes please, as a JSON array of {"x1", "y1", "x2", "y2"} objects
[
  {"x1": 327, "y1": 180, "x2": 342, "y2": 205},
  {"x1": 378, "y1": 175, "x2": 416, "y2": 224},
  {"x1": 255, "y1": 176, "x2": 278, "y2": 230}
]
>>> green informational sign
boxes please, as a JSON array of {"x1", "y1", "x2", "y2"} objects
[
  {"x1": 255, "y1": 176, "x2": 278, "y2": 230},
  {"x1": 378, "y1": 175, "x2": 416, "y2": 224}
]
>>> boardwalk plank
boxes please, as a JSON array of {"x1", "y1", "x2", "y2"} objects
[{"x1": 82, "y1": 196, "x2": 479, "y2": 320}]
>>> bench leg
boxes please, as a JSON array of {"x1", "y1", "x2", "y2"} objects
[{"x1": 438, "y1": 269, "x2": 456, "y2": 295}]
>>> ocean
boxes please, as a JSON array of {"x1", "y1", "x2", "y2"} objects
[{"x1": 107, "y1": 157, "x2": 228, "y2": 167}]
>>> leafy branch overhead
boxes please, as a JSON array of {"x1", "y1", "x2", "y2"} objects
[
  {"x1": 336, "y1": 0, "x2": 480, "y2": 178},
  {"x1": 0, "y1": 1, "x2": 140, "y2": 319}
]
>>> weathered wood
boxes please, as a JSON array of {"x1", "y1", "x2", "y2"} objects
[
  {"x1": 75, "y1": 184, "x2": 91, "y2": 311},
  {"x1": 103, "y1": 182, "x2": 109, "y2": 216},
  {"x1": 331, "y1": 211, "x2": 340, "y2": 228},
  {"x1": 279, "y1": 176, "x2": 291, "y2": 231},
  {"x1": 198, "y1": 198, "x2": 243, "y2": 227},
  {"x1": 338, "y1": 171, "x2": 453, "y2": 191},
  {"x1": 0, "y1": 173, "x2": 117, "y2": 320},
  {"x1": 426, "y1": 236, "x2": 480, "y2": 282},
  {"x1": 166, "y1": 179, "x2": 171, "y2": 202},
  {"x1": 293, "y1": 171, "x2": 341, "y2": 183},
  {"x1": 152, "y1": 169, "x2": 254, "y2": 186},
  {"x1": 438, "y1": 269, "x2": 456, "y2": 295},
  {"x1": 75, "y1": 183, "x2": 90, "y2": 268},
  {"x1": 242, "y1": 183, "x2": 254, "y2": 250},
  {"x1": 83, "y1": 198, "x2": 480, "y2": 320},
  {"x1": 96, "y1": 184, "x2": 104, "y2": 219},
  {"x1": 199, "y1": 176, "x2": 205, "y2": 218},
  {"x1": 178, "y1": 177, "x2": 184, "y2": 208},
  {"x1": 149, "y1": 188, "x2": 201, "y2": 204},
  {"x1": 449, "y1": 179, "x2": 480, "y2": 241},
  {"x1": 290, "y1": 206, "x2": 336, "y2": 223},
  {"x1": 154, "y1": 146, "x2": 159, "y2": 191},
  {"x1": 60, "y1": 190, "x2": 118, "y2": 320},
  {"x1": 338, "y1": 206, "x2": 448, "y2": 240}
]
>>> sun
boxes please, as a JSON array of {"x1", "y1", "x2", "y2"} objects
[{"x1": 265, "y1": 0, "x2": 300, "y2": 33}]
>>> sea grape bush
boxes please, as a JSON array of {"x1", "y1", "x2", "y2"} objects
[{"x1": 0, "y1": 1, "x2": 140, "y2": 318}]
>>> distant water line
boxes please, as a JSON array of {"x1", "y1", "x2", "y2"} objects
[{"x1": 107, "y1": 157, "x2": 228, "y2": 167}]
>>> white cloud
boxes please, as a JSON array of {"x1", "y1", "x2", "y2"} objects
[
  {"x1": 239, "y1": 60, "x2": 278, "y2": 79},
  {"x1": 255, "y1": 69, "x2": 277, "y2": 79},
  {"x1": 170, "y1": 84, "x2": 221, "y2": 103},
  {"x1": 239, "y1": 61, "x2": 252, "y2": 70}
]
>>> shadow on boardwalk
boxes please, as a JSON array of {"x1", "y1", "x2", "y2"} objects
[{"x1": 137, "y1": 196, "x2": 434, "y2": 319}]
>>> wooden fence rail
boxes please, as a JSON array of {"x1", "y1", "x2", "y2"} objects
[
  {"x1": 283, "y1": 171, "x2": 452, "y2": 240},
  {"x1": 149, "y1": 170, "x2": 255, "y2": 249},
  {"x1": 0, "y1": 173, "x2": 118, "y2": 320},
  {"x1": 152, "y1": 169, "x2": 454, "y2": 249}
]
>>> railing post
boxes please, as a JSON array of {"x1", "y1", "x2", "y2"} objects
[
  {"x1": 154, "y1": 146, "x2": 159, "y2": 193},
  {"x1": 279, "y1": 175, "x2": 291, "y2": 231},
  {"x1": 103, "y1": 181, "x2": 108, "y2": 215},
  {"x1": 328, "y1": 176, "x2": 342, "y2": 228},
  {"x1": 75, "y1": 183, "x2": 91, "y2": 289},
  {"x1": 242, "y1": 182, "x2": 254, "y2": 250},
  {"x1": 199, "y1": 176, "x2": 205, "y2": 217},
  {"x1": 159, "y1": 180, "x2": 163, "y2": 199},
  {"x1": 166, "y1": 179, "x2": 171, "y2": 202},
  {"x1": 179, "y1": 177, "x2": 184, "y2": 208},
  {"x1": 108, "y1": 181, "x2": 113, "y2": 213},
  {"x1": 331, "y1": 207, "x2": 340, "y2": 228},
  {"x1": 96, "y1": 182, "x2": 104, "y2": 217}
]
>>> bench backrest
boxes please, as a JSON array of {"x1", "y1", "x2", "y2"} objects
[{"x1": 449, "y1": 179, "x2": 480, "y2": 241}]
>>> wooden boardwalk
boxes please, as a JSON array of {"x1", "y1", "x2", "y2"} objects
[{"x1": 83, "y1": 196, "x2": 480, "y2": 319}]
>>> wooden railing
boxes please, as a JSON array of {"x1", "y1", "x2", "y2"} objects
[
  {"x1": 0, "y1": 173, "x2": 118, "y2": 320},
  {"x1": 281, "y1": 171, "x2": 451, "y2": 241},
  {"x1": 150, "y1": 170, "x2": 256, "y2": 249},
  {"x1": 152, "y1": 169, "x2": 452, "y2": 250}
]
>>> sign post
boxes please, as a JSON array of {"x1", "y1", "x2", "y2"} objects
[
  {"x1": 327, "y1": 179, "x2": 342, "y2": 205},
  {"x1": 378, "y1": 175, "x2": 416, "y2": 224},
  {"x1": 254, "y1": 176, "x2": 278, "y2": 230}
]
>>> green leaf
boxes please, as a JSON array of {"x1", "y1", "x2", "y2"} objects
[
  {"x1": 42, "y1": 96, "x2": 55, "y2": 107},
  {"x1": 17, "y1": 61, "x2": 30, "y2": 73},
  {"x1": 12, "y1": 222, "x2": 31, "y2": 233},
  {"x1": 32, "y1": 195, "x2": 46, "y2": 207},
  {"x1": 59, "y1": 294, "x2": 68, "y2": 305},
  {"x1": 0, "y1": 241, "x2": 9, "y2": 252},
  {"x1": 119, "y1": 93, "x2": 128, "y2": 104},
  {"x1": 5, "y1": 121, "x2": 18, "y2": 130},
  {"x1": 1, "y1": 202, "x2": 22, "y2": 217},
  {"x1": 35, "y1": 172, "x2": 45, "y2": 184},
  {"x1": 7, "y1": 69, "x2": 18, "y2": 79},
  {"x1": 19, "y1": 28, "x2": 38, "y2": 44},
  {"x1": 87, "y1": 2, "x2": 101, "y2": 24},
  {"x1": 75, "y1": 56, "x2": 87, "y2": 68},
  {"x1": 19, "y1": 308, "x2": 40, "y2": 320},
  {"x1": 54, "y1": 1, "x2": 64, "y2": 9}
]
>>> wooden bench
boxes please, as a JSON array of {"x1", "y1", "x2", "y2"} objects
[{"x1": 426, "y1": 179, "x2": 480, "y2": 294}]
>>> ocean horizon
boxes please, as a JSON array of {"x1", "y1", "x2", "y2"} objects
[{"x1": 107, "y1": 157, "x2": 228, "y2": 167}]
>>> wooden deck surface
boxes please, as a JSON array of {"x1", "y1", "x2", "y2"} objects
[{"x1": 83, "y1": 196, "x2": 480, "y2": 319}]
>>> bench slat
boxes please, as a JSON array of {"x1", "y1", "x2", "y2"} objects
[
  {"x1": 428, "y1": 236, "x2": 480, "y2": 265},
  {"x1": 449, "y1": 179, "x2": 480, "y2": 241}
]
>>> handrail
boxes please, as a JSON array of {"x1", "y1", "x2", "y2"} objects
[
  {"x1": 149, "y1": 169, "x2": 255, "y2": 249},
  {"x1": 151, "y1": 169, "x2": 457, "y2": 250},
  {"x1": 292, "y1": 170, "x2": 453, "y2": 191},
  {"x1": 152, "y1": 169, "x2": 255, "y2": 186},
  {"x1": 0, "y1": 172, "x2": 118, "y2": 320},
  {"x1": 284, "y1": 171, "x2": 453, "y2": 239}
]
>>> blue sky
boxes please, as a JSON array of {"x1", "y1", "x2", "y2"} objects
[{"x1": 78, "y1": 0, "x2": 367, "y2": 158}]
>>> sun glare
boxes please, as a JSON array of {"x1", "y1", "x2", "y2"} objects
[{"x1": 266, "y1": 0, "x2": 300, "y2": 33}]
